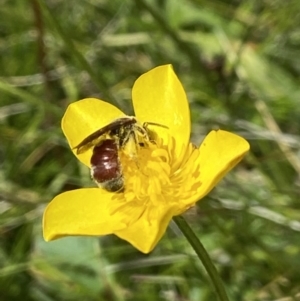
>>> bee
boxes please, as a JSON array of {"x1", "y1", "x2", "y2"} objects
[{"x1": 73, "y1": 116, "x2": 166, "y2": 192}]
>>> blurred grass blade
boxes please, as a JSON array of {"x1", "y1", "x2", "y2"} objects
[{"x1": 35, "y1": 0, "x2": 116, "y2": 103}]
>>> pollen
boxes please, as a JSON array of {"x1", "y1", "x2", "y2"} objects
[{"x1": 115, "y1": 137, "x2": 202, "y2": 213}]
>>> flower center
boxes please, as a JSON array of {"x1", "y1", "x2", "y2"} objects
[
  {"x1": 107, "y1": 135, "x2": 202, "y2": 224},
  {"x1": 120, "y1": 142, "x2": 171, "y2": 206}
]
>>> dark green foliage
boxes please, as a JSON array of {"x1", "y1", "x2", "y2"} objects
[{"x1": 1, "y1": 0, "x2": 300, "y2": 300}]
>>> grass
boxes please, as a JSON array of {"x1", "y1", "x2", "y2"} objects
[{"x1": 1, "y1": 0, "x2": 300, "y2": 300}]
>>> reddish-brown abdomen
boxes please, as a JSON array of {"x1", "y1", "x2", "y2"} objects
[{"x1": 90, "y1": 140, "x2": 123, "y2": 192}]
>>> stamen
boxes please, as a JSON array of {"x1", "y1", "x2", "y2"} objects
[{"x1": 118, "y1": 134, "x2": 202, "y2": 213}]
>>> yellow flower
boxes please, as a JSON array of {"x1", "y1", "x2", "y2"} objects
[{"x1": 43, "y1": 65, "x2": 250, "y2": 253}]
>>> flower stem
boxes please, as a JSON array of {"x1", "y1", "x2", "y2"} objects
[{"x1": 173, "y1": 215, "x2": 230, "y2": 301}]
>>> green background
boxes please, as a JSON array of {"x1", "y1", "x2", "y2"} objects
[{"x1": 1, "y1": 0, "x2": 300, "y2": 300}]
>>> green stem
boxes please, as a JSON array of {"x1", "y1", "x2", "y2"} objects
[{"x1": 173, "y1": 215, "x2": 230, "y2": 301}]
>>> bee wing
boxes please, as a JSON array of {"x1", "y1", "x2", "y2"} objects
[
  {"x1": 73, "y1": 117, "x2": 136, "y2": 154},
  {"x1": 73, "y1": 125, "x2": 113, "y2": 154}
]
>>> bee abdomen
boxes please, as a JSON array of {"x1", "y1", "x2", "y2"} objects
[{"x1": 90, "y1": 140, "x2": 123, "y2": 192}]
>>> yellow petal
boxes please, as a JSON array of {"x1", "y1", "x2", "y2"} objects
[
  {"x1": 132, "y1": 65, "x2": 190, "y2": 162},
  {"x1": 62, "y1": 98, "x2": 125, "y2": 166},
  {"x1": 115, "y1": 205, "x2": 176, "y2": 254},
  {"x1": 43, "y1": 188, "x2": 128, "y2": 241},
  {"x1": 184, "y1": 130, "x2": 249, "y2": 205}
]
